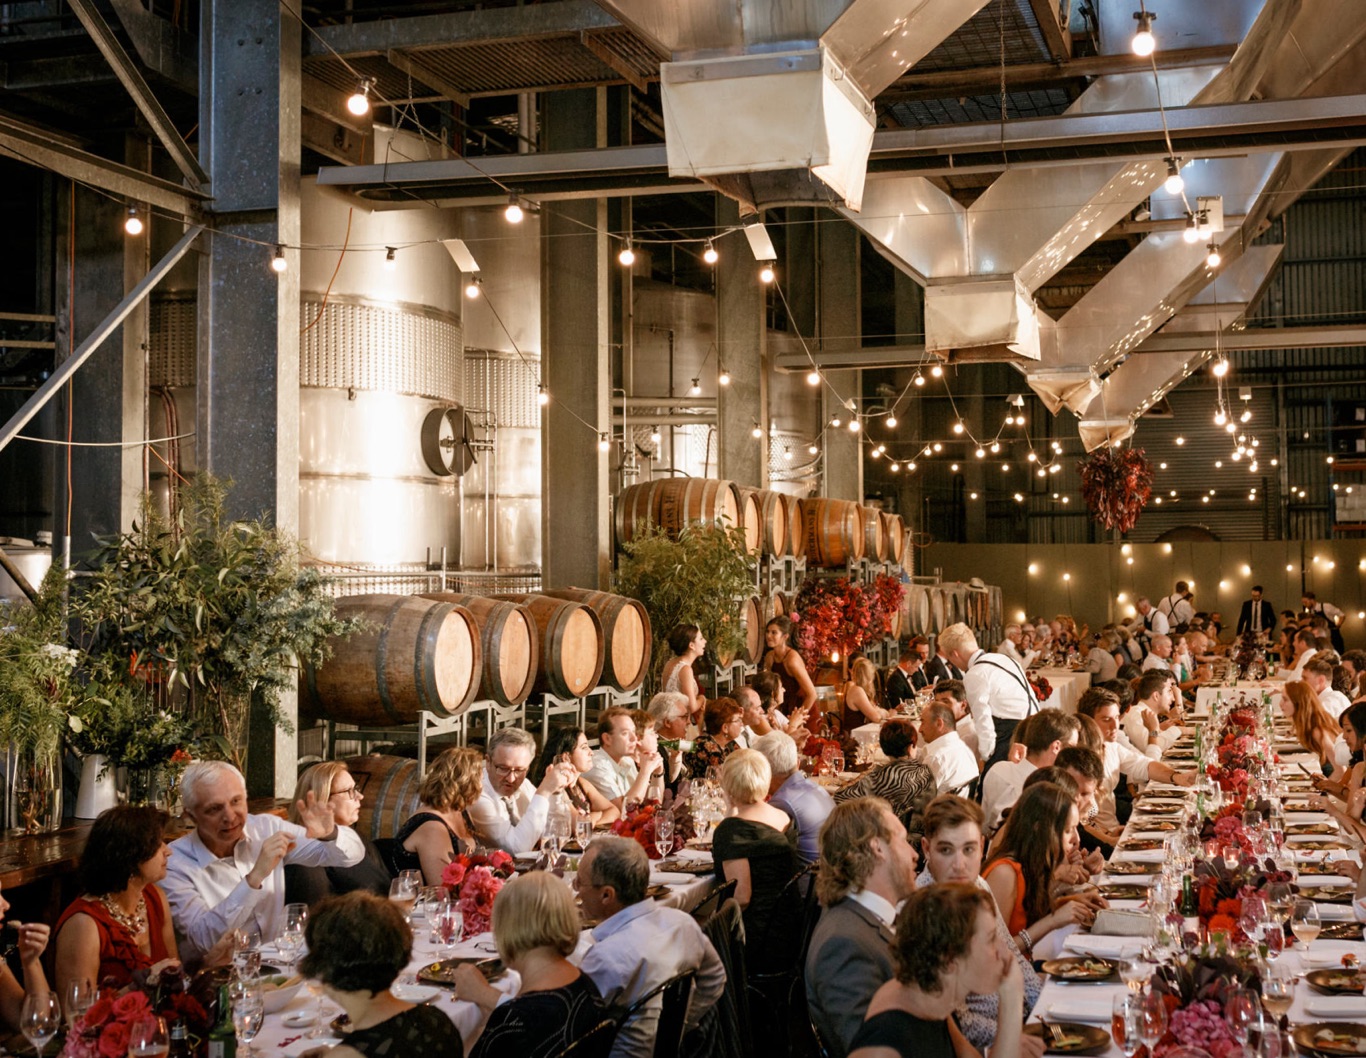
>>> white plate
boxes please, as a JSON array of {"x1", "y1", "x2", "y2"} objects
[
  {"x1": 392, "y1": 981, "x2": 442, "y2": 1004},
  {"x1": 281, "y1": 1009, "x2": 317, "y2": 1029}
]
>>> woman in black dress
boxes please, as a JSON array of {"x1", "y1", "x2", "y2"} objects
[
  {"x1": 300, "y1": 891, "x2": 464, "y2": 1057},
  {"x1": 285, "y1": 762, "x2": 392, "y2": 906},
  {"x1": 455, "y1": 872, "x2": 610, "y2": 1058},
  {"x1": 392, "y1": 747, "x2": 483, "y2": 886},
  {"x1": 760, "y1": 616, "x2": 819, "y2": 728},
  {"x1": 849, "y1": 884, "x2": 1027, "y2": 1058},
  {"x1": 712, "y1": 748, "x2": 800, "y2": 971}
]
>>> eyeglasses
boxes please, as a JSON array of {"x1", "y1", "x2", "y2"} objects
[
  {"x1": 329, "y1": 785, "x2": 361, "y2": 801},
  {"x1": 492, "y1": 764, "x2": 529, "y2": 778}
]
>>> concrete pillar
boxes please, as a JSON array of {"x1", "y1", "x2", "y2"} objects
[
  {"x1": 818, "y1": 219, "x2": 862, "y2": 501},
  {"x1": 541, "y1": 88, "x2": 610, "y2": 591},
  {"x1": 198, "y1": 0, "x2": 300, "y2": 795},
  {"x1": 716, "y1": 196, "x2": 767, "y2": 488},
  {"x1": 893, "y1": 272, "x2": 925, "y2": 533}
]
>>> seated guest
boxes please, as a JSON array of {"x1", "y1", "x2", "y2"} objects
[
  {"x1": 536, "y1": 728, "x2": 621, "y2": 827},
  {"x1": 749, "y1": 670, "x2": 792, "y2": 730},
  {"x1": 915, "y1": 796, "x2": 1041, "y2": 1054},
  {"x1": 843, "y1": 658, "x2": 892, "y2": 729},
  {"x1": 754, "y1": 731, "x2": 835, "y2": 865},
  {"x1": 1054, "y1": 746, "x2": 1109, "y2": 858},
  {"x1": 848, "y1": 883, "x2": 1029, "y2": 1058},
  {"x1": 806, "y1": 798, "x2": 920, "y2": 1058},
  {"x1": 884, "y1": 645, "x2": 926, "y2": 710},
  {"x1": 983, "y1": 782, "x2": 1105, "y2": 954},
  {"x1": 285, "y1": 762, "x2": 393, "y2": 905},
  {"x1": 1278, "y1": 627, "x2": 1320, "y2": 681},
  {"x1": 1080, "y1": 632, "x2": 1119, "y2": 684},
  {"x1": 660, "y1": 623, "x2": 706, "y2": 725},
  {"x1": 683, "y1": 697, "x2": 745, "y2": 780},
  {"x1": 713, "y1": 750, "x2": 801, "y2": 970},
  {"x1": 734, "y1": 685, "x2": 772, "y2": 749},
  {"x1": 456, "y1": 873, "x2": 610, "y2": 1058},
  {"x1": 0, "y1": 882, "x2": 49, "y2": 1032},
  {"x1": 648, "y1": 691, "x2": 693, "y2": 793},
  {"x1": 301, "y1": 891, "x2": 463, "y2": 1056},
  {"x1": 917, "y1": 701, "x2": 980, "y2": 795},
  {"x1": 584, "y1": 707, "x2": 661, "y2": 811},
  {"x1": 1123, "y1": 672, "x2": 1183, "y2": 758},
  {"x1": 1141, "y1": 633, "x2": 1173, "y2": 671},
  {"x1": 56, "y1": 806, "x2": 177, "y2": 994},
  {"x1": 835, "y1": 720, "x2": 935, "y2": 840},
  {"x1": 393, "y1": 747, "x2": 485, "y2": 884},
  {"x1": 981, "y1": 710, "x2": 1077, "y2": 835},
  {"x1": 931, "y1": 679, "x2": 979, "y2": 760},
  {"x1": 1304, "y1": 658, "x2": 1352, "y2": 721},
  {"x1": 164, "y1": 760, "x2": 364, "y2": 967},
  {"x1": 997, "y1": 624, "x2": 1038, "y2": 669},
  {"x1": 1281, "y1": 680, "x2": 1341, "y2": 773},
  {"x1": 467, "y1": 727, "x2": 570, "y2": 855},
  {"x1": 575, "y1": 837, "x2": 726, "y2": 1058}
]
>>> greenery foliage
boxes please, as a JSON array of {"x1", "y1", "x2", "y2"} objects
[
  {"x1": 614, "y1": 522, "x2": 755, "y2": 692},
  {"x1": 0, "y1": 564, "x2": 81, "y2": 761}
]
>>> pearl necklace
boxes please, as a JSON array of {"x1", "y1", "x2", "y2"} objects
[{"x1": 98, "y1": 893, "x2": 147, "y2": 937}]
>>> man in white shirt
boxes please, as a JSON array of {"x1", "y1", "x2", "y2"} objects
[
  {"x1": 734, "y1": 685, "x2": 771, "y2": 749},
  {"x1": 932, "y1": 679, "x2": 981, "y2": 761},
  {"x1": 1123, "y1": 672, "x2": 1184, "y2": 758},
  {"x1": 584, "y1": 706, "x2": 661, "y2": 810},
  {"x1": 917, "y1": 700, "x2": 980, "y2": 795},
  {"x1": 996, "y1": 624, "x2": 1038, "y2": 669},
  {"x1": 1128, "y1": 597, "x2": 1169, "y2": 645},
  {"x1": 648, "y1": 691, "x2": 692, "y2": 791},
  {"x1": 164, "y1": 761, "x2": 365, "y2": 966},
  {"x1": 981, "y1": 709, "x2": 1077, "y2": 835},
  {"x1": 1157, "y1": 582, "x2": 1195, "y2": 630},
  {"x1": 1141, "y1": 634, "x2": 1173, "y2": 672},
  {"x1": 1303, "y1": 592, "x2": 1346, "y2": 653},
  {"x1": 1304, "y1": 658, "x2": 1352, "y2": 720},
  {"x1": 941, "y1": 622, "x2": 1037, "y2": 769},
  {"x1": 576, "y1": 837, "x2": 726, "y2": 1058},
  {"x1": 1277, "y1": 628, "x2": 1319, "y2": 682},
  {"x1": 467, "y1": 726, "x2": 569, "y2": 854}
]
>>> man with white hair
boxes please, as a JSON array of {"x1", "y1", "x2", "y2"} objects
[
  {"x1": 1141, "y1": 634, "x2": 1173, "y2": 671},
  {"x1": 1128, "y1": 596, "x2": 1169, "y2": 650},
  {"x1": 996, "y1": 624, "x2": 1037, "y2": 668},
  {"x1": 648, "y1": 691, "x2": 693, "y2": 791},
  {"x1": 754, "y1": 731, "x2": 834, "y2": 864},
  {"x1": 164, "y1": 760, "x2": 364, "y2": 966},
  {"x1": 940, "y1": 622, "x2": 1036, "y2": 769}
]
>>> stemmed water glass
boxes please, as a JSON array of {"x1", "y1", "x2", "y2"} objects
[
  {"x1": 1112, "y1": 995, "x2": 1143, "y2": 1058},
  {"x1": 232, "y1": 925, "x2": 262, "y2": 981},
  {"x1": 20, "y1": 993, "x2": 60, "y2": 1058},
  {"x1": 389, "y1": 875, "x2": 419, "y2": 923},
  {"x1": 232, "y1": 985, "x2": 265, "y2": 1058},
  {"x1": 127, "y1": 1013, "x2": 170, "y2": 1057},
  {"x1": 420, "y1": 886, "x2": 450, "y2": 943},
  {"x1": 1261, "y1": 962, "x2": 1296, "y2": 1020},
  {"x1": 574, "y1": 816, "x2": 593, "y2": 851},
  {"x1": 654, "y1": 812, "x2": 675, "y2": 859},
  {"x1": 63, "y1": 977, "x2": 94, "y2": 1030},
  {"x1": 1225, "y1": 986, "x2": 1260, "y2": 1046},
  {"x1": 278, "y1": 902, "x2": 308, "y2": 971},
  {"x1": 1119, "y1": 956, "x2": 1151, "y2": 994},
  {"x1": 1139, "y1": 989, "x2": 1168, "y2": 1056}
]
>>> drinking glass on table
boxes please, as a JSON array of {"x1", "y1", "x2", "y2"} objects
[
  {"x1": 20, "y1": 992, "x2": 60, "y2": 1058},
  {"x1": 1225, "y1": 986, "x2": 1260, "y2": 1045},
  {"x1": 1290, "y1": 898, "x2": 1321, "y2": 950},
  {"x1": 127, "y1": 1013, "x2": 170, "y2": 1058},
  {"x1": 436, "y1": 904, "x2": 464, "y2": 956},
  {"x1": 1261, "y1": 962, "x2": 1296, "y2": 1019},
  {"x1": 1112, "y1": 994, "x2": 1143, "y2": 1058},
  {"x1": 654, "y1": 812, "x2": 675, "y2": 859},
  {"x1": 279, "y1": 902, "x2": 308, "y2": 965},
  {"x1": 63, "y1": 977, "x2": 94, "y2": 1030},
  {"x1": 1139, "y1": 989, "x2": 1168, "y2": 1054},
  {"x1": 420, "y1": 886, "x2": 450, "y2": 943},
  {"x1": 399, "y1": 869, "x2": 423, "y2": 894},
  {"x1": 1119, "y1": 955, "x2": 1151, "y2": 993},
  {"x1": 389, "y1": 875, "x2": 419, "y2": 922},
  {"x1": 574, "y1": 816, "x2": 593, "y2": 850},
  {"x1": 232, "y1": 985, "x2": 265, "y2": 1058}
]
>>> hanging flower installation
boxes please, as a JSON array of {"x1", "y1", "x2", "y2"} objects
[{"x1": 1078, "y1": 446, "x2": 1154, "y2": 534}]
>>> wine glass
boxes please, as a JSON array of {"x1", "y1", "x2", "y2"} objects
[
  {"x1": 399, "y1": 869, "x2": 423, "y2": 894},
  {"x1": 1267, "y1": 881, "x2": 1294, "y2": 925},
  {"x1": 1225, "y1": 986, "x2": 1259, "y2": 1044},
  {"x1": 1261, "y1": 963, "x2": 1296, "y2": 1020},
  {"x1": 1112, "y1": 994, "x2": 1143, "y2": 1058},
  {"x1": 1262, "y1": 920, "x2": 1286, "y2": 961},
  {"x1": 436, "y1": 904, "x2": 464, "y2": 956},
  {"x1": 63, "y1": 977, "x2": 94, "y2": 1030},
  {"x1": 1290, "y1": 898, "x2": 1321, "y2": 950},
  {"x1": 128, "y1": 1013, "x2": 170, "y2": 1058},
  {"x1": 574, "y1": 817, "x2": 593, "y2": 850},
  {"x1": 232, "y1": 986, "x2": 265, "y2": 1058},
  {"x1": 232, "y1": 925, "x2": 262, "y2": 981},
  {"x1": 654, "y1": 813, "x2": 675, "y2": 859},
  {"x1": 421, "y1": 886, "x2": 450, "y2": 944},
  {"x1": 389, "y1": 876, "x2": 419, "y2": 922},
  {"x1": 1119, "y1": 956, "x2": 1151, "y2": 993},
  {"x1": 20, "y1": 993, "x2": 60, "y2": 1058},
  {"x1": 1139, "y1": 989, "x2": 1168, "y2": 1054}
]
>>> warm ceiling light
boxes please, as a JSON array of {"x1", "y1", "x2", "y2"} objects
[
  {"x1": 953, "y1": 421, "x2": 965, "y2": 434},
  {"x1": 718, "y1": 366, "x2": 731, "y2": 387},
  {"x1": 930, "y1": 364, "x2": 944, "y2": 378},
  {"x1": 504, "y1": 194, "x2": 525, "y2": 224},
  {"x1": 538, "y1": 384, "x2": 550, "y2": 407},
  {"x1": 848, "y1": 418, "x2": 860, "y2": 433},
  {"x1": 123, "y1": 207, "x2": 143, "y2": 236},
  {"x1": 751, "y1": 422, "x2": 763, "y2": 439},
  {"x1": 1174, "y1": 436, "x2": 1185, "y2": 445},
  {"x1": 346, "y1": 79, "x2": 373, "y2": 116},
  {"x1": 618, "y1": 242, "x2": 636, "y2": 267},
  {"x1": 270, "y1": 245, "x2": 287, "y2": 273},
  {"x1": 759, "y1": 262, "x2": 775, "y2": 284},
  {"x1": 1182, "y1": 214, "x2": 1202, "y2": 243},
  {"x1": 886, "y1": 415, "x2": 898, "y2": 429},
  {"x1": 913, "y1": 371, "x2": 925, "y2": 387},
  {"x1": 1206, "y1": 242, "x2": 1222, "y2": 269},
  {"x1": 806, "y1": 369, "x2": 821, "y2": 386},
  {"x1": 689, "y1": 378, "x2": 701, "y2": 396},
  {"x1": 1163, "y1": 157, "x2": 1184, "y2": 195},
  {"x1": 464, "y1": 276, "x2": 482, "y2": 299},
  {"x1": 598, "y1": 433, "x2": 610, "y2": 452},
  {"x1": 1213, "y1": 358, "x2": 1229, "y2": 378},
  {"x1": 1131, "y1": 9, "x2": 1156, "y2": 56},
  {"x1": 703, "y1": 240, "x2": 718, "y2": 264}
]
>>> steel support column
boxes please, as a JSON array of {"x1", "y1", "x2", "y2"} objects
[
  {"x1": 716, "y1": 195, "x2": 767, "y2": 489},
  {"x1": 819, "y1": 220, "x2": 862, "y2": 501}
]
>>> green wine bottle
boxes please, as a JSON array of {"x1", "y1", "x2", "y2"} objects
[{"x1": 207, "y1": 984, "x2": 237, "y2": 1058}]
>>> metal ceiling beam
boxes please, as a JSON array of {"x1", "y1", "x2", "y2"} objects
[
  {"x1": 304, "y1": 0, "x2": 621, "y2": 58},
  {"x1": 65, "y1": 0, "x2": 207, "y2": 187},
  {"x1": 1025, "y1": 0, "x2": 1072, "y2": 63},
  {"x1": 0, "y1": 113, "x2": 207, "y2": 215},
  {"x1": 385, "y1": 49, "x2": 471, "y2": 108}
]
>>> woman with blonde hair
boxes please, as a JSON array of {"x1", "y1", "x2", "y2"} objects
[
  {"x1": 393, "y1": 747, "x2": 484, "y2": 886},
  {"x1": 842, "y1": 657, "x2": 891, "y2": 730},
  {"x1": 285, "y1": 761, "x2": 393, "y2": 905},
  {"x1": 1281, "y1": 680, "x2": 1341, "y2": 773}
]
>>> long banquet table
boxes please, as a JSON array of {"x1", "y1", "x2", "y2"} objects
[{"x1": 1027, "y1": 693, "x2": 1366, "y2": 1056}]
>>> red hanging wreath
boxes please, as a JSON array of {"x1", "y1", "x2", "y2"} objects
[{"x1": 1078, "y1": 446, "x2": 1154, "y2": 534}]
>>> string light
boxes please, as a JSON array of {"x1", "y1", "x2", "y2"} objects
[
  {"x1": 1175, "y1": 436, "x2": 1185, "y2": 445},
  {"x1": 1182, "y1": 213, "x2": 1201, "y2": 244},
  {"x1": 464, "y1": 276, "x2": 482, "y2": 299},
  {"x1": 891, "y1": 462, "x2": 900, "y2": 472},
  {"x1": 913, "y1": 371, "x2": 925, "y2": 387},
  {"x1": 831, "y1": 415, "x2": 842, "y2": 428},
  {"x1": 538, "y1": 384, "x2": 550, "y2": 407},
  {"x1": 689, "y1": 378, "x2": 701, "y2": 397},
  {"x1": 1212, "y1": 358, "x2": 1229, "y2": 378},
  {"x1": 1131, "y1": 8, "x2": 1156, "y2": 56},
  {"x1": 847, "y1": 418, "x2": 860, "y2": 432},
  {"x1": 886, "y1": 414, "x2": 898, "y2": 429},
  {"x1": 598, "y1": 432, "x2": 610, "y2": 452},
  {"x1": 123, "y1": 207, "x2": 143, "y2": 236},
  {"x1": 783, "y1": 446, "x2": 792, "y2": 460},
  {"x1": 751, "y1": 422, "x2": 763, "y2": 439},
  {"x1": 908, "y1": 461, "x2": 916, "y2": 470},
  {"x1": 718, "y1": 366, "x2": 731, "y2": 386},
  {"x1": 346, "y1": 78, "x2": 373, "y2": 116},
  {"x1": 1206, "y1": 242, "x2": 1221, "y2": 268},
  {"x1": 806, "y1": 369, "x2": 821, "y2": 386},
  {"x1": 975, "y1": 447, "x2": 986, "y2": 459},
  {"x1": 649, "y1": 425, "x2": 660, "y2": 443},
  {"x1": 383, "y1": 246, "x2": 397, "y2": 270},
  {"x1": 504, "y1": 194, "x2": 525, "y2": 224},
  {"x1": 270, "y1": 245, "x2": 287, "y2": 273},
  {"x1": 703, "y1": 240, "x2": 718, "y2": 264},
  {"x1": 930, "y1": 364, "x2": 944, "y2": 378},
  {"x1": 618, "y1": 242, "x2": 636, "y2": 267},
  {"x1": 808, "y1": 443, "x2": 819, "y2": 455},
  {"x1": 953, "y1": 421, "x2": 965, "y2": 434},
  {"x1": 759, "y1": 262, "x2": 775, "y2": 284},
  {"x1": 1163, "y1": 157, "x2": 1184, "y2": 195}
]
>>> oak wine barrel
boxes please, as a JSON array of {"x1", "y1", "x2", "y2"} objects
[
  {"x1": 614, "y1": 481, "x2": 660, "y2": 550},
  {"x1": 735, "y1": 489, "x2": 762, "y2": 554},
  {"x1": 347, "y1": 754, "x2": 421, "y2": 842},
  {"x1": 883, "y1": 513, "x2": 904, "y2": 563},
  {"x1": 783, "y1": 493, "x2": 805, "y2": 559},
  {"x1": 540, "y1": 587, "x2": 651, "y2": 692},
  {"x1": 860, "y1": 505, "x2": 887, "y2": 562},
  {"x1": 419, "y1": 592, "x2": 539, "y2": 705},
  {"x1": 771, "y1": 591, "x2": 789, "y2": 622},
  {"x1": 799, "y1": 498, "x2": 863, "y2": 567},
  {"x1": 741, "y1": 488, "x2": 788, "y2": 557},
  {"x1": 494, "y1": 594, "x2": 605, "y2": 698},
  {"x1": 741, "y1": 595, "x2": 763, "y2": 663},
  {"x1": 304, "y1": 594, "x2": 481, "y2": 725}
]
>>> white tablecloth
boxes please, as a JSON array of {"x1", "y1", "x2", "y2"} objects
[
  {"x1": 1194, "y1": 680, "x2": 1281, "y2": 713},
  {"x1": 1035, "y1": 668, "x2": 1092, "y2": 714}
]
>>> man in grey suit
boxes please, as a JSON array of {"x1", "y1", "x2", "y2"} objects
[{"x1": 804, "y1": 797, "x2": 921, "y2": 1058}]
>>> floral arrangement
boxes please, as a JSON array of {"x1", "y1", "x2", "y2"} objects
[
  {"x1": 442, "y1": 851, "x2": 514, "y2": 939},
  {"x1": 1149, "y1": 947, "x2": 1262, "y2": 1058},
  {"x1": 793, "y1": 577, "x2": 878, "y2": 664},
  {"x1": 1077, "y1": 445, "x2": 1153, "y2": 534},
  {"x1": 62, "y1": 977, "x2": 207, "y2": 1058},
  {"x1": 610, "y1": 798, "x2": 695, "y2": 859},
  {"x1": 870, "y1": 574, "x2": 906, "y2": 639},
  {"x1": 1028, "y1": 674, "x2": 1052, "y2": 704}
]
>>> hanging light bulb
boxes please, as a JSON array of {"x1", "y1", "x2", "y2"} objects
[
  {"x1": 1175, "y1": 435, "x2": 1185, "y2": 445},
  {"x1": 689, "y1": 378, "x2": 701, "y2": 397},
  {"x1": 1131, "y1": 8, "x2": 1156, "y2": 56},
  {"x1": 1027, "y1": 452, "x2": 1038, "y2": 463},
  {"x1": 932, "y1": 443, "x2": 942, "y2": 452},
  {"x1": 930, "y1": 364, "x2": 943, "y2": 378},
  {"x1": 383, "y1": 246, "x2": 397, "y2": 271},
  {"x1": 718, "y1": 366, "x2": 731, "y2": 387},
  {"x1": 464, "y1": 276, "x2": 482, "y2": 299},
  {"x1": 831, "y1": 415, "x2": 842, "y2": 429},
  {"x1": 952, "y1": 421, "x2": 965, "y2": 434},
  {"x1": 1214, "y1": 406, "x2": 1227, "y2": 426},
  {"x1": 346, "y1": 78, "x2": 373, "y2": 116},
  {"x1": 1240, "y1": 408, "x2": 1251, "y2": 423},
  {"x1": 886, "y1": 414, "x2": 898, "y2": 429},
  {"x1": 270, "y1": 245, "x2": 287, "y2": 273},
  {"x1": 123, "y1": 206, "x2": 143, "y2": 236},
  {"x1": 618, "y1": 242, "x2": 636, "y2": 267},
  {"x1": 847, "y1": 418, "x2": 860, "y2": 433},
  {"x1": 751, "y1": 422, "x2": 763, "y2": 439},
  {"x1": 990, "y1": 442, "x2": 1001, "y2": 454},
  {"x1": 908, "y1": 461, "x2": 917, "y2": 471},
  {"x1": 808, "y1": 443, "x2": 819, "y2": 456},
  {"x1": 870, "y1": 448, "x2": 881, "y2": 460},
  {"x1": 975, "y1": 447, "x2": 986, "y2": 459},
  {"x1": 649, "y1": 425, "x2": 660, "y2": 443},
  {"x1": 783, "y1": 446, "x2": 792, "y2": 460},
  {"x1": 759, "y1": 262, "x2": 775, "y2": 284},
  {"x1": 505, "y1": 194, "x2": 525, "y2": 224},
  {"x1": 1205, "y1": 242, "x2": 1221, "y2": 268},
  {"x1": 538, "y1": 384, "x2": 550, "y2": 407},
  {"x1": 1212, "y1": 358, "x2": 1229, "y2": 378},
  {"x1": 1163, "y1": 157, "x2": 1184, "y2": 195},
  {"x1": 891, "y1": 462, "x2": 900, "y2": 473},
  {"x1": 1182, "y1": 213, "x2": 1202, "y2": 244},
  {"x1": 703, "y1": 240, "x2": 718, "y2": 265},
  {"x1": 912, "y1": 371, "x2": 925, "y2": 387},
  {"x1": 806, "y1": 369, "x2": 821, "y2": 386},
  {"x1": 598, "y1": 432, "x2": 610, "y2": 452}
]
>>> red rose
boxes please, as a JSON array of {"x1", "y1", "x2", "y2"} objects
[
  {"x1": 111, "y1": 991, "x2": 151, "y2": 1019},
  {"x1": 98, "y1": 1022, "x2": 131, "y2": 1058},
  {"x1": 85, "y1": 997, "x2": 114, "y2": 1028},
  {"x1": 442, "y1": 861, "x2": 467, "y2": 889}
]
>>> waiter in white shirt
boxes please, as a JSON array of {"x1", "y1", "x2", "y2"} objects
[
  {"x1": 1157, "y1": 582, "x2": 1194, "y2": 629},
  {"x1": 938, "y1": 622, "x2": 1038, "y2": 770}
]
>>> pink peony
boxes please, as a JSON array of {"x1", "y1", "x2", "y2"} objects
[
  {"x1": 97, "y1": 1022, "x2": 130, "y2": 1058},
  {"x1": 441, "y1": 861, "x2": 467, "y2": 889}
]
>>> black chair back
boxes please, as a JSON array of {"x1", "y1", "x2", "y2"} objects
[
  {"x1": 695, "y1": 898, "x2": 750, "y2": 1058},
  {"x1": 654, "y1": 971, "x2": 696, "y2": 1058},
  {"x1": 690, "y1": 878, "x2": 737, "y2": 926},
  {"x1": 553, "y1": 1018, "x2": 619, "y2": 1058}
]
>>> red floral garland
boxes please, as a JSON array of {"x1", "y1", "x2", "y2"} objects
[
  {"x1": 1078, "y1": 446, "x2": 1154, "y2": 534},
  {"x1": 793, "y1": 576, "x2": 899, "y2": 663}
]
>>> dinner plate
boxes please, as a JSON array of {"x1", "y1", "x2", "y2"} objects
[
  {"x1": 392, "y1": 981, "x2": 442, "y2": 1003},
  {"x1": 1293, "y1": 1022, "x2": 1366, "y2": 1057},
  {"x1": 1097, "y1": 884, "x2": 1150, "y2": 900},
  {"x1": 646, "y1": 884, "x2": 672, "y2": 900},
  {"x1": 1308, "y1": 887, "x2": 1358, "y2": 904},
  {"x1": 1134, "y1": 819, "x2": 1179, "y2": 831},
  {"x1": 418, "y1": 957, "x2": 506, "y2": 986},
  {"x1": 1117, "y1": 838, "x2": 1166, "y2": 852},
  {"x1": 1289, "y1": 822, "x2": 1340, "y2": 834},
  {"x1": 1295, "y1": 840, "x2": 1353, "y2": 851},
  {"x1": 1025, "y1": 1023, "x2": 1111, "y2": 1055},
  {"x1": 1301, "y1": 861, "x2": 1351, "y2": 876},
  {"x1": 1320, "y1": 922, "x2": 1365, "y2": 941},
  {"x1": 1105, "y1": 861, "x2": 1156, "y2": 875},
  {"x1": 654, "y1": 859, "x2": 713, "y2": 876},
  {"x1": 1040, "y1": 957, "x2": 1117, "y2": 982},
  {"x1": 1306, "y1": 969, "x2": 1366, "y2": 995}
]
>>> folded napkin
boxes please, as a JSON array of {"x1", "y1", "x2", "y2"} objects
[
  {"x1": 649, "y1": 872, "x2": 692, "y2": 886},
  {"x1": 1315, "y1": 902, "x2": 1358, "y2": 922},
  {"x1": 1300, "y1": 944, "x2": 1366, "y2": 968},
  {"x1": 1046, "y1": 997, "x2": 1117, "y2": 1024},
  {"x1": 1305, "y1": 997, "x2": 1366, "y2": 1018},
  {"x1": 1063, "y1": 935, "x2": 1144, "y2": 958},
  {"x1": 1112, "y1": 849, "x2": 1166, "y2": 863}
]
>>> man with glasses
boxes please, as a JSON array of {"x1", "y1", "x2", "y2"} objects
[
  {"x1": 648, "y1": 691, "x2": 692, "y2": 793},
  {"x1": 466, "y1": 727, "x2": 570, "y2": 854}
]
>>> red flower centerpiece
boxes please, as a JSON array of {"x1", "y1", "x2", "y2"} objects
[
  {"x1": 441, "y1": 850, "x2": 515, "y2": 939},
  {"x1": 611, "y1": 798, "x2": 696, "y2": 859},
  {"x1": 1149, "y1": 948, "x2": 1263, "y2": 1058},
  {"x1": 1078, "y1": 446, "x2": 1154, "y2": 534},
  {"x1": 62, "y1": 972, "x2": 207, "y2": 1058}
]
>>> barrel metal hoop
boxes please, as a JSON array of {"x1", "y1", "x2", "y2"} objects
[
  {"x1": 374, "y1": 597, "x2": 407, "y2": 725},
  {"x1": 415, "y1": 601, "x2": 453, "y2": 717}
]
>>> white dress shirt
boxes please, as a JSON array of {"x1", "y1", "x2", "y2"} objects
[
  {"x1": 1158, "y1": 594, "x2": 1194, "y2": 628},
  {"x1": 1278, "y1": 647, "x2": 1317, "y2": 683},
  {"x1": 1097, "y1": 740, "x2": 1155, "y2": 832},
  {"x1": 1319, "y1": 687, "x2": 1352, "y2": 721},
  {"x1": 997, "y1": 640, "x2": 1039, "y2": 669},
  {"x1": 1131, "y1": 608, "x2": 1169, "y2": 637},
  {"x1": 964, "y1": 649, "x2": 1036, "y2": 760},
  {"x1": 1122, "y1": 707, "x2": 1181, "y2": 759},
  {"x1": 466, "y1": 769, "x2": 550, "y2": 854},
  {"x1": 583, "y1": 748, "x2": 639, "y2": 803},
  {"x1": 919, "y1": 730, "x2": 981, "y2": 795},
  {"x1": 1141, "y1": 654, "x2": 1170, "y2": 672},
  {"x1": 955, "y1": 715, "x2": 980, "y2": 760},
  {"x1": 847, "y1": 888, "x2": 898, "y2": 929},
  {"x1": 1083, "y1": 650, "x2": 1118, "y2": 683},
  {"x1": 164, "y1": 814, "x2": 363, "y2": 965},
  {"x1": 576, "y1": 899, "x2": 726, "y2": 1058},
  {"x1": 981, "y1": 758, "x2": 1036, "y2": 835}
]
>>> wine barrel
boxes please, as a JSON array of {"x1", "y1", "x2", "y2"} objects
[
  {"x1": 419, "y1": 593, "x2": 538, "y2": 705},
  {"x1": 783, "y1": 493, "x2": 805, "y2": 559},
  {"x1": 347, "y1": 754, "x2": 421, "y2": 842},
  {"x1": 861, "y1": 505, "x2": 887, "y2": 562},
  {"x1": 540, "y1": 588, "x2": 651, "y2": 692},
  {"x1": 304, "y1": 595, "x2": 480, "y2": 724},
  {"x1": 735, "y1": 489, "x2": 762, "y2": 554},
  {"x1": 771, "y1": 591, "x2": 789, "y2": 621},
  {"x1": 654, "y1": 478, "x2": 741, "y2": 538},
  {"x1": 614, "y1": 481, "x2": 660, "y2": 550},
  {"x1": 741, "y1": 595, "x2": 763, "y2": 662},
  {"x1": 493, "y1": 594, "x2": 604, "y2": 698},
  {"x1": 883, "y1": 513, "x2": 904, "y2": 563},
  {"x1": 741, "y1": 488, "x2": 788, "y2": 557},
  {"x1": 799, "y1": 498, "x2": 863, "y2": 567}
]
